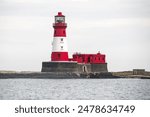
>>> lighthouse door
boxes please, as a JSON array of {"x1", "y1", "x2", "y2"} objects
[{"x1": 82, "y1": 65, "x2": 87, "y2": 73}]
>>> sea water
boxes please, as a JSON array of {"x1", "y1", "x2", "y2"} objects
[{"x1": 0, "y1": 78, "x2": 150, "y2": 100}]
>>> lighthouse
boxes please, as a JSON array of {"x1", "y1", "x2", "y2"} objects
[
  {"x1": 51, "y1": 12, "x2": 68, "y2": 61},
  {"x1": 42, "y1": 12, "x2": 108, "y2": 73}
]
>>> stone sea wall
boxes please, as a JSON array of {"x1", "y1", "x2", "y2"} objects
[{"x1": 41, "y1": 62, "x2": 108, "y2": 73}]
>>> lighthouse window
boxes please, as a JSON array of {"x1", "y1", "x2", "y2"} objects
[
  {"x1": 88, "y1": 57, "x2": 90, "y2": 63},
  {"x1": 61, "y1": 38, "x2": 63, "y2": 41},
  {"x1": 61, "y1": 46, "x2": 63, "y2": 49}
]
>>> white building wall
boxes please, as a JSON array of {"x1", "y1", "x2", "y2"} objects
[{"x1": 52, "y1": 37, "x2": 68, "y2": 52}]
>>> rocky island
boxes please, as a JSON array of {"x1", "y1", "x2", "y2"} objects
[{"x1": 0, "y1": 69, "x2": 150, "y2": 79}]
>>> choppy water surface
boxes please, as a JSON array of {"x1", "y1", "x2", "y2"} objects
[{"x1": 0, "y1": 78, "x2": 150, "y2": 100}]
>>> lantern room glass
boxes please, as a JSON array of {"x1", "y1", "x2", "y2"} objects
[{"x1": 55, "y1": 16, "x2": 65, "y2": 23}]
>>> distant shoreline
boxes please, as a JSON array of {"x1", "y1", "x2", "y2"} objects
[{"x1": 0, "y1": 70, "x2": 150, "y2": 79}]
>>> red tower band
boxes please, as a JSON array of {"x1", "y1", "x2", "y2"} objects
[{"x1": 51, "y1": 12, "x2": 106, "y2": 64}]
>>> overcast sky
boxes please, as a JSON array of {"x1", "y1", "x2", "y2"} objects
[{"x1": 0, "y1": 0, "x2": 150, "y2": 71}]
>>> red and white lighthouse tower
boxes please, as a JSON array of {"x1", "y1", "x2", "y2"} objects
[
  {"x1": 51, "y1": 12, "x2": 68, "y2": 61},
  {"x1": 42, "y1": 12, "x2": 108, "y2": 73}
]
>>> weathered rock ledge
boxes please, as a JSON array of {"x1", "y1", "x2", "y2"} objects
[
  {"x1": 112, "y1": 70, "x2": 150, "y2": 79},
  {"x1": 0, "y1": 72, "x2": 117, "y2": 79}
]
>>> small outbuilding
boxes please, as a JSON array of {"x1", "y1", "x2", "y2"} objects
[{"x1": 133, "y1": 69, "x2": 145, "y2": 75}]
